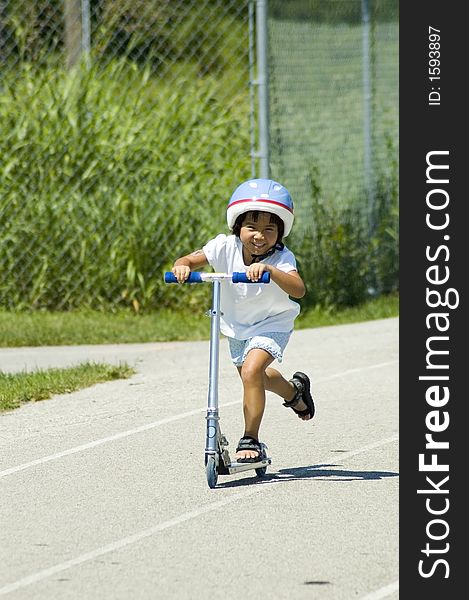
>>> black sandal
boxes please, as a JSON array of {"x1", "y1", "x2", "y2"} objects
[
  {"x1": 283, "y1": 371, "x2": 315, "y2": 419},
  {"x1": 235, "y1": 436, "x2": 263, "y2": 463}
]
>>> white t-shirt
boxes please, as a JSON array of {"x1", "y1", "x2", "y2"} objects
[{"x1": 202, "y1": 234, "x2": 301, "y2": 339}]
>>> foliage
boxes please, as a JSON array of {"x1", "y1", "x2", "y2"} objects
[
  {"x1": 292, "y1": 157, "x2": 398, "y2": 310},
  {"x1": 368, "y1": 138, "x2": 399, "y2": 295},
  {"x1": 0, "y1": 57, "x2": 397, "y2": 313},
  {"x1": 0, "y1": 295, "x2": 398, "y2": 347},
  {"x1": 95, "y1": 0, "x2": 248, "y2": 76},
  {"x1": 0, "y1": 5, "x2": 398, "y2": 314},
  {"x1": 0, "y1": 60, "x2": 250, "y2": 311},
  {"x1": 1, "y1": 0, "x2": 248, "y2": 77}
]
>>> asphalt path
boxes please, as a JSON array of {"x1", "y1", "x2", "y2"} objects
[{"x1": 0, "y1": 318, "x2": 398, "y2": 599}]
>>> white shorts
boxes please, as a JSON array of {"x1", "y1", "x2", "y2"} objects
[{"x1": 228, "y1": 331, "x2": 292, "y2": 367}]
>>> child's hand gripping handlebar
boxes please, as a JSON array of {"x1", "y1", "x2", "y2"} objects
[{"x1": 164, "y1": 272, "x2": 271, "y2": 284}]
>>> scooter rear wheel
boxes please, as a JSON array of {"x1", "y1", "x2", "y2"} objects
[
  {"x1": 255, "y1": 444, "x2": 268, "y2": 477},
  {"x1": 206, "y1": 455, "x2": 218, "y2": 488}
]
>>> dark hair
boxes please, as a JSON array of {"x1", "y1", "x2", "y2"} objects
[{"x1": 231, "y1": 210, "x2": 284, "y2": 244}]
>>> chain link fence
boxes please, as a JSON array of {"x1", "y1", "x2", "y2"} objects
[
  {"x1": 269, "y1": 0, "x2": 398, "y2": 230},
  {"x1": 1, "y1": 0, "x2": 253, "y2": 311},
  {"x1": 0, "y1": 1, "x2": 250, "y2": 81},
  {"x1": 0, "y1": 0, "x2": 398, "y2": 312}
]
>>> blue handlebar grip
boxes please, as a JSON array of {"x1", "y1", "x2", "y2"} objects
[
  {"x1": 164, "y1": 272, "x2": 203, "y2": 283},
  {"x1": 232, "y1": 272, "x2": 270, "y2": 284}
]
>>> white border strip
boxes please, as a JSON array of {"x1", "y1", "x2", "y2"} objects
[
  {"x1": 0, "y1": 360, "x2": 397, "y2": 479},
  {"x1": 0, "y1": 436, "x2": 398, "y2": 596},
  {"x1": 0, "y1": 486, "x2": 262, "y2": 596},
  {"x1": 322, "y1": 361, "x2": 397, "y2": 381},
  {"x1": 0, "y1": 400, "x2": 238, "y2": 478},
  {"x1": 359, "y1": 580, "x2": 399, "y2": 599}
]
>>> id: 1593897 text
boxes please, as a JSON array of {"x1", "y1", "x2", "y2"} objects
[{"x1": 428, "y1": 26, "x2": 441, "y2": 106}]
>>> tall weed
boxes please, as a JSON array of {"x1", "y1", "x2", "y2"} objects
[
  {"x1": 293, "y1": 159, "x2": 398, "y2": 309},
  {"x1": 1, "y1": 60, "x2": 398, "y2": 313},
  {"x1": 0, "y1": 60, "x2": 250, "y2": 310}
]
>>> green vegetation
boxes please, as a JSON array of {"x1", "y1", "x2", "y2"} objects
[
  {"x1": 0, "y1": 308, "x2": 211, "y2": 346},
  {"x1": 293, "y1": 158, "x2": 399, "y2": 309},
  {"x1": 3, "y1": 1, "x2": 248, "y2": 87},
  {"x1": 0, "y1": 50, "x2": 397, "y2": 313},
  {"x1": 0, "y1": 2, "x2": 398, "y2": 415},
  {"x1": 0, "y1": 362, "x2": 136, "y2": 412},
  {"x1": 0, "y1": 60, "x2": 250, "y2": 312},
  {"x1": 1, "y1": 5, "x2": 398, "y2": 315},
  {"x1": 297, "y1": 293, "x2": 398, "y2": 328},
  {"x1": 0, "y1": 294, "x2": 398, "y2": 348},
  {"x1": 0, "y1": 294, "x2": 398, "y2": 413}
]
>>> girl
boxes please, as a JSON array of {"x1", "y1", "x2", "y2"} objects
[{"x1": 171, "y1": 178, "x2": 315, "y2": 462}]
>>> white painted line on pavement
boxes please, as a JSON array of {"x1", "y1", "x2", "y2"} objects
[
  {"x1": 0, "y1": 486, "x2": 264, "y2": 596},
  {"x1": 360, "y1": 580, "x2": 399, "y2": 599},
  {"x1": 0, "y1": 359, "x2": 397, "y2": 479},
  {"x1": 323, "y1": 360, "x2": 397, "y2": 381},
  {"x1": 0, "y1": 401, "x2": 240, "y2": 478},
  {"x1": 0, "y1": 435, "x2": 398, "y2": 596}
]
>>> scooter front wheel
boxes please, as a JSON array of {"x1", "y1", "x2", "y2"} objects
[{"x1": 206, "y1": 455, "x2": 218, "y2": 489}]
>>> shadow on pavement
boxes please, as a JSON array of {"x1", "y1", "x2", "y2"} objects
[{"x1": 216, "y1": 463, "x2": 399, "y2": 489}]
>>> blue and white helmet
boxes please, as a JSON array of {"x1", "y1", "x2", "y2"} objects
[{"x1": 227, "y1": 178, "x2": 294, "y2": 237}]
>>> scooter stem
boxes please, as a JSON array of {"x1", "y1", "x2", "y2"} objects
[{"x1": 205, "y1": 279, "x2": 221, "y2": 455}]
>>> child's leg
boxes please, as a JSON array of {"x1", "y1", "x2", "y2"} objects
[
  {"x1": 264, "y1": 367, "x2": 312, "y2": 421},
  {"x1": 234, "y1": 348, "x2": 274, "y2": 460},
  {"x1": 234, "y1": 355, "x2": 313, "y2": 460},
  {"x1": 263, "y1": 367, "x2": 295, "y2": 401}
]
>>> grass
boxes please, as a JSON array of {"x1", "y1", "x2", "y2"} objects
[
  {"x1": 0, "y1": 295, "x2": 398, "y2": 412},
  {"x1": 0, "y1": 362, "x2": 136, "y2": 413},
  {"x1": 0, "y1": 308, "x2": 211, "y2": 347},
  {"x1": 297, "y1": 293, "x2": 399, "y2": 328},
  {"x1": 0, "y1": 294, "x2": 399, "y2": 347}
]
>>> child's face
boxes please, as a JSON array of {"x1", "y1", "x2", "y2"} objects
[{"x1": 239, "y1": 211, "x2": 278, "y2": 256}]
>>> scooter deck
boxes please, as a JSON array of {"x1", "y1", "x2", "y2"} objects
[{"x1": 226, "y1": 457, "x2": 272, "y2": 474}]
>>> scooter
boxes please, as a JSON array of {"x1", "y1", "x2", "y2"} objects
[{"x1": 164, "y1": 271, "x2": 272, "y2": 488}]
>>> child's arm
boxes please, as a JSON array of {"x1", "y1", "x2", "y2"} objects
[
  {"x1": 246, "y1": 264, "x2": 306, "y2": 299},
  {"x1": 172, "y1": 249, "x2": 209, "y2": 283}
]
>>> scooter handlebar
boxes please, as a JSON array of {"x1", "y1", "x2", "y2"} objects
[
  {"x1": 164, "y1": 272, "x2": 202, "y2": 283},
  {"x1": 231, "y1": 272, "x2": 270, "y2": 283},
  {"x1": 164, "y1": 272, "x2": 270, "y2": 284}
]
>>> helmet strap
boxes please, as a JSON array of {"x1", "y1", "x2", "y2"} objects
[{"x1": 250, "y1": 242, "x2": 284, "y2": 264}]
